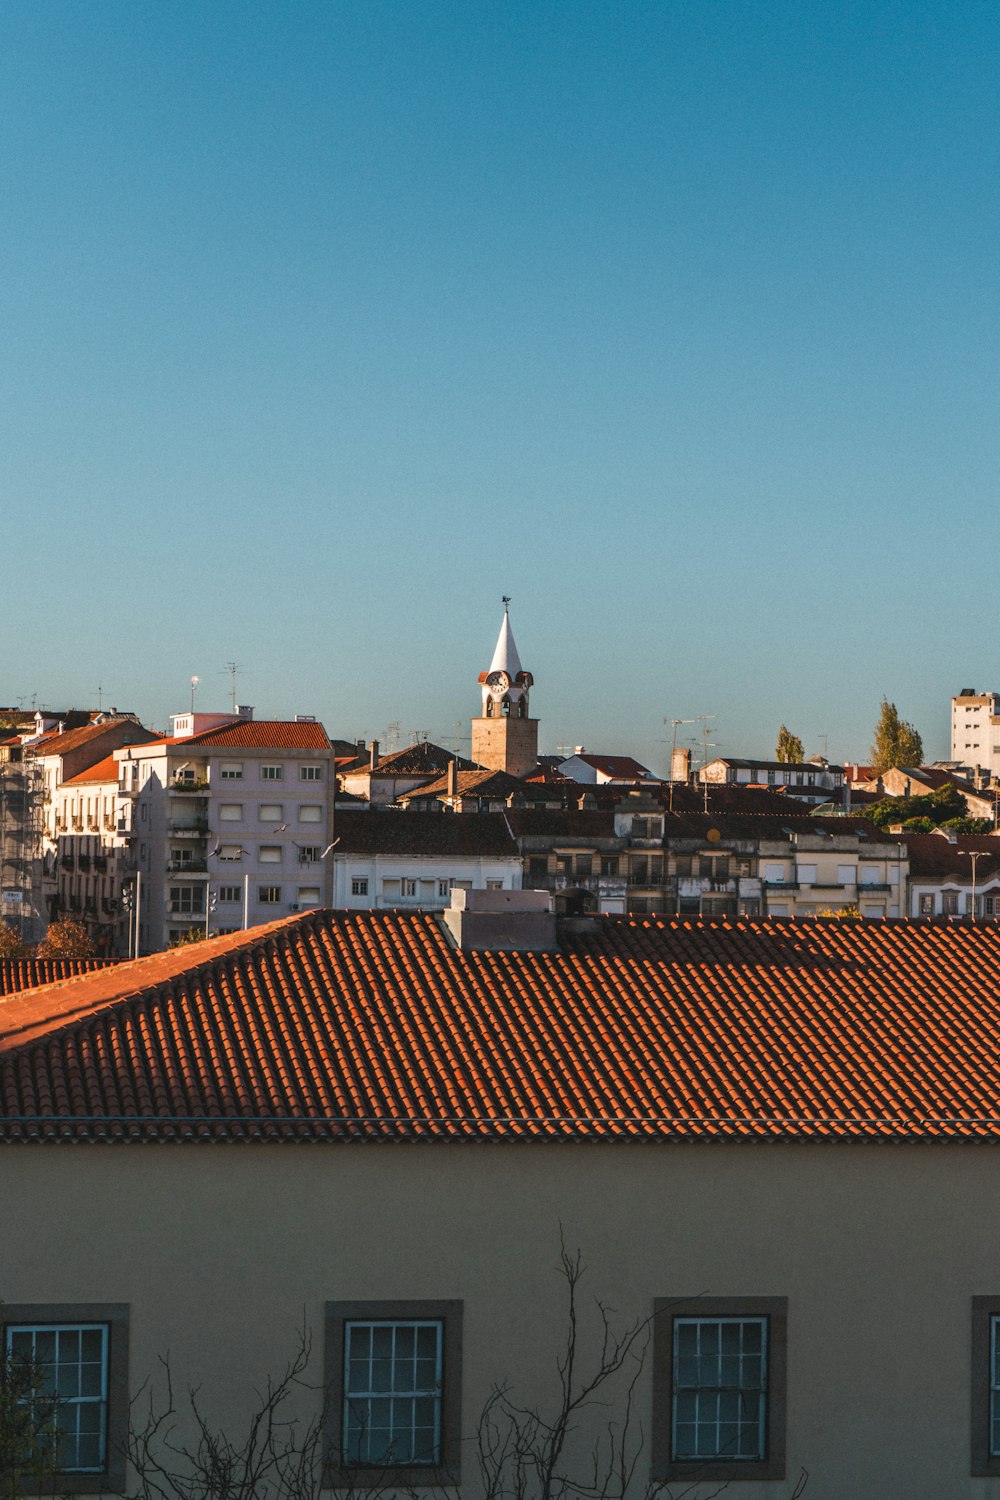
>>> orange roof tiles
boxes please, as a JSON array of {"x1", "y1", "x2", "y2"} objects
[
  {"x1": 183, "y1": 721, "x2": 331, "y2": 750},
  {"x1": 9, "y1": 912, "x2": 1000, "y2": 1144},
  {"x1": 62, "y1": 755, "x2": 120, "y2": 787}
]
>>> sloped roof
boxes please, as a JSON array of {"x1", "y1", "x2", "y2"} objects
[
  {"x1": 31, "y1": 721, "x2": 159, "y2": 759},
  {"x1": 0, "y1": 958, "x2": 114, "y2": 997},
  {"x1": 9, "y1": 910, "x2": 1000, "y2": 1143},
  {"x1": 62, "y1": 755, "x2": 120, "y2": 787},
  {"x1": 184, "y1": 721, "x2": 331, "y2": 750},
  {"x1": 563, "y1": 754, "x2": 653, "y2": 778},
  {"x1": 334, "y1": 810, "x2": 518, "y2": 857},
  {"x1": 903, "y1": 833, "x2": 1000, "y2": 879},
  {"x1": 355, "y1": 743, "x2": 476, "y2": 777},
  {"x1": 661, "y1": 812, "x2": 885, "y2": 842},
  {"x1": 399, "y1": 768, "x2": 531, "y2": 803}
]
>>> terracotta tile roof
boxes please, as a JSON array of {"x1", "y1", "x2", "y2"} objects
[
  {"x1": 29, "y1": 720, "x2": 158, "y2": 759},
  {"x1": 504, "y1": 809, "x2": 617, "y2": 839},
  {"x1": 564, "y1": 754, "x2": 653, "y2": 778},
  {"x1": 400, "y1": 769, "x2": 536, "y2": 803},
  {"x1": 0, "y1": 958, "x2": 115, "y2": 997},
  {"x1": 661, "y1": 812, "x2": 885, "y2": 842},
  {"x1": 334, "y1": 810, "x2": 519, "y2": 857},
  {"x1": 903, "y1": 833, "x2": 1000, "y2": 878},
  {"x1": 62, "y1": 755, "x2": 120, "y2": 787},
  {"x1": 184, "y1": 721, "x2": 331, "y2": 750},
  {"x1": 357, "y1": 742, "x2": 476, "y2": 776},
  {"x1": 10, "y1": 910, "x2": 1000, "y2": 1143}
]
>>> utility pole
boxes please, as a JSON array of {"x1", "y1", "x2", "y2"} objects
[{"x1": 664, "y1": 718, "x2": 698, "y2": 812}]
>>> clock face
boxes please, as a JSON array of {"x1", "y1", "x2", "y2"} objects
[{"x1": 486, "y1": 670, "x2": 510, "y2": 694}]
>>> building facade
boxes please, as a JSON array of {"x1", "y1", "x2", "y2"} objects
[
  {"x1": 6, "y1": 908, "x2": 1000, "y2": 1496},
  {"x1": 114, "y1": 710, "x2": 334, "y2": 953}
]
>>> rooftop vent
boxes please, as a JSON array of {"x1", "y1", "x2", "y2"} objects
[{"x1": 442, "y1": 888, "x2": 556, "y2": 953}]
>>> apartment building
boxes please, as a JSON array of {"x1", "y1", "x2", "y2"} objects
[
  {"x1": 330, "y1": 810, "x2": 521, "y2": 910},
  {"x1": 50, "y1": 755, "x2": 133, "y2": 953},
  {"x1": 699, "y1": 755, "x2": 845, "y2": 805},
  {"x1": 951, "y1": 688, "x2": 1000, "y2": 776},
  {"x1": 115, "y1": 710, "x2": 334, "y2": 953}
]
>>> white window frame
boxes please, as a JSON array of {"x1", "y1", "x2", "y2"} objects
[
  {"x1": 300, "y1": 765, "x2": 323, "y2": 782},
  {"x1": 261, "y1": 765, "x2": 284, "y2": 781},
  {"x1": 218, "y1": 886, "x2": 242, "y2": 904},
  {"x1": 342, "y1": 1320, "x2": 443, "y2": 1468},
  {"x1": 351, "y1": 878, "x2": 368, "y2": 897},
  {"x1": 259, "y1": 804, "x2": 284, "y2": 823},
  {"x1": 219, "y1": 804, "x2": 243, "y2": 822},
  {"x1": 671, "y1": 1316, "x2": 766, "y2": 1463},
  {"x1": 4, "y1": 1323, "x2": 109, "y2": 1473},
  {"x1": 220, "y1": 763, "x2": 244, "y2": 780}
]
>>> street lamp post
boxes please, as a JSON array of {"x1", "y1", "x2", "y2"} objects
[{"x1": 968, "y1": 850, "x2": 986, "y2": 922}]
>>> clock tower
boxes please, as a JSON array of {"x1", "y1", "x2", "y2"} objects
[{"x1": 471, "y1": 601, "x2": 539, "y2": 778}]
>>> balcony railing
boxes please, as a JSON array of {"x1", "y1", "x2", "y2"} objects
[
  {"x1": 170, "y1": 779, "x2": 209, "y2": 794},
  {"x1": 167, "y1": 860, "x2": 208, "y2": 875},
  {"x1": 168, "y1": 821, "x2": 209, "y2": 837}
]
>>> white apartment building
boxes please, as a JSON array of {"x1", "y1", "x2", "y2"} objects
[
  {"x1": 50, "y1": 755, "x2": 133, "y2": 953},
  {"x1": 951, "y1": 689, "x2": 1000, "y2": 777},
  {"x1": 115, "y1": 710, "x2": 334, "y2": 954},
  {"x1": 331, "y1": 810, "x2": 522, "y2": 911}
]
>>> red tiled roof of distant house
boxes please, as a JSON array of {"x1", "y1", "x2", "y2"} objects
[
  {"x1": 902, "y1": 833, "x2": 1000, "y2": 879},
  {"x1": 29, "y1": 721, "x2": 159, "y2": 759},
  {"x1": 8, "y1": 910, "x2": 1000, "y2": 1143},
  {"x1": 333, "y1": 810, "x2": 518, "y2": 858},
  {"x1": 62, "y1": 755, "x2": 121, "y2": 787},
  {"x1": 183, "y1": 721, "x2": 331, "y2": 750},
  {"x1": 359, "y1": 742, "x2": 477, "y2": 776},
  {"x1": 400, "y1": 769, "x2": 540, "y2": 803},
  {"x1": 566, "y1": 754, "x2": 654, "y2": 779}
]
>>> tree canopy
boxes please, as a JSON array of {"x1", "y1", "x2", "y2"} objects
[
  {"x1": 0, "y1": 924, "x2": 27, "y2": 960},
  {"x1": 775, "y1": 725, "x2": 804, "y2": 763},
  {"x1": 870, "y1": 698, "x2": 923, "y2": 773},
  {"x1": 34, "y1": 919, "x2": 95, "y2": 960}
]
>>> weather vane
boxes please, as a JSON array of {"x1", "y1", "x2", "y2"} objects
[{"x1": 502, "y1": 594, "x2": 511, "y2": 608}]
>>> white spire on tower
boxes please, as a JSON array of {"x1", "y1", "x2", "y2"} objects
[{"x1": 488, "y1": 599, "x2": 523, "y2": 680}]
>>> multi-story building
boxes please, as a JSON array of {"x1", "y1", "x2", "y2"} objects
[
  {"x1": 903, "y1": 831, "x2": 1000, "y2": 919},
  {"x1": 330, "y1": 811, "x2": 522, "y2": 910},
  {"x1": 114, "y1": 709, "x2": 334, "y2": 953},
  {"x1": 51, "y1": 755, "x2": 133, "y2": 953},
  {"x1": 951, "y1": 689, "x2": 1000, "y2": 776},
  {"x1": 699, "y1": 756, "x2": 845, "y2": 805}
]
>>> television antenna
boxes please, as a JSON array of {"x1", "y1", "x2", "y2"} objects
[{"x1": 222, "y1": 662, "x2": 245, "y2": 713}]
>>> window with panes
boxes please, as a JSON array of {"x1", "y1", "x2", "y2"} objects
[
  {"x1": 342, "y1": 1320, "x2": 442, "y2": 1467},
  {"x1": 5, "y1": 1323, "x2": 108, "y2": 1472},
  {"x1": 653, "y1": 1298, "x2": 786, "y2": 1483},
  {"x1": 672, "y1": 1317, "x2": 766, "y2": 1461}
]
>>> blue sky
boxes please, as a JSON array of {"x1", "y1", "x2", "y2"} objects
[{"x1": 2, "y1": 1, "x2": 997, "y2": 770}]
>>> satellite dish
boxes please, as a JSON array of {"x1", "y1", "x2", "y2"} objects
[{"x1": 706, "y1": 827, "x2": 722, "y2": 843}]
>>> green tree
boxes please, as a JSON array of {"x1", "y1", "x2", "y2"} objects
[
  {"x1": 776, "y1": 725, "x2": 805, "y2": 763},
  {"x1": 0, "y1": 1311, "x2": 63, "y2": 1500},
  {"x1": 870, "y1": 698, "x2": 924, "y2": 773}
]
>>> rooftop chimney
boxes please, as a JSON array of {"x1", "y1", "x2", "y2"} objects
[
  {"x1": 442, "y1": 888, "x2": 556, "y2": 953},
  {"x1": 446, "y1": 758, "x2": 458, "y2": 799},
  {"x1": 237, "y1": 705, "x2": 254, "y2": 720},
  {"x1": 369, "y1": 739, "x2": 380, "y2": 770}
]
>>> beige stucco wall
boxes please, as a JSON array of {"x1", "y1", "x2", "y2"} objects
[{"x1": 3, "y1": 1140, "x2": 1000, "y2": 1499}]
